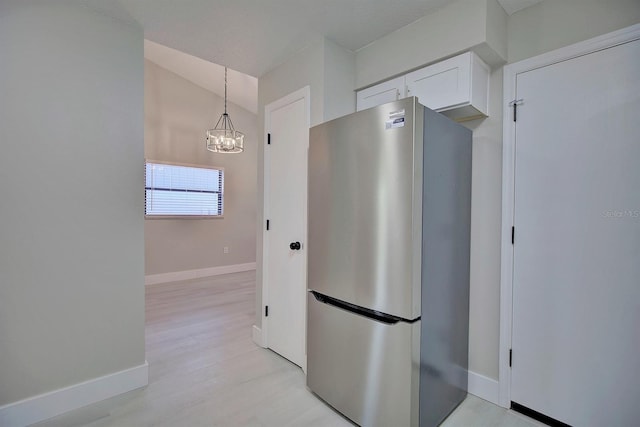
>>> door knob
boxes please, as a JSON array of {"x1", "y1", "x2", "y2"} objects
[{"x1": 289, "y1": 241, "x2": 301, "y2": 250}]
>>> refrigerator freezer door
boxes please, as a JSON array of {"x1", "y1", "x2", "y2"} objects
[
  {"x1": 306, "y1": 292, "x2": 420, "y2": 427},
  {"x1": 308, "y1": 98, "x2": 423, "y2": 319}
]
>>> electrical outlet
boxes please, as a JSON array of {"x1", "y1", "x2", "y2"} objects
[{"x1": 223, "y1": 246, "x2": 229, "y2": 254}]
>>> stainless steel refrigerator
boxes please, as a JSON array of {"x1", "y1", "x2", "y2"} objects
[{"x1": 307, "y1": 97, "x2": 471, "y2": 427}]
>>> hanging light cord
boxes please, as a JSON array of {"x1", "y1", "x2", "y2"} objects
[
  {"x1": 214, "y1": 66, "x2": 235, "y2": 131},
  {"x1": 224, "y1": 66, "x2": 228, "y2": 115}
]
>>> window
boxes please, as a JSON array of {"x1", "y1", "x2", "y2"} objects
[{"x1": 145, "y1": 161, "x2": 223, "y2": 218}]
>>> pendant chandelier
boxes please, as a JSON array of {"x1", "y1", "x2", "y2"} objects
[{"x1": 206, "y1": 67, "x2": 244, "y2": 153}]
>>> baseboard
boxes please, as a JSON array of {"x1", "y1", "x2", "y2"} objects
[
  {"x1": 145, "y1": 262, "x2": 256, "y2": 285},
  {"x1": 0, "y1": 361, "x2": 148, "y2": 427},
  {"x1": 252, "y1": 325, "x2": 266, "y2": 348},
  {"x1": 467, "y1": 370, "x2": 500, "y2": 405}
]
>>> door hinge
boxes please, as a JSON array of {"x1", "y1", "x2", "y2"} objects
[
  {"x1": 511, "y1": 226, "x2": 515, "y2": 245},
  {"x1": 509, "y1": 99, "x2": 524, "y2": 122},
  {"x1": 267, "y1": 133, "x2": 271, "y2": 145},
  {"x1": 265, "y1": 306, "x2": 269, "y2": 317},
  {"x1": 266, "y1": 219, "x2": 270, "y2": 231},
  {"x1": 509, "y1": 349, "x2": 513, "y2": 367}
]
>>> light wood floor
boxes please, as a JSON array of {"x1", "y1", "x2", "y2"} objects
[{"x1": 35, "y1": 271, "x2": 541, "y2": 427}]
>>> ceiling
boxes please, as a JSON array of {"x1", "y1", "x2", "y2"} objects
[
  {"x1": 92, "y1": 0, "x2": 542, "y2": 111},
  {"x1": 91, "y1": 0, "x2": 543, "y2": 79},
  {"x1": 497, "y1": 0, "x2": 543, "y2": 15},
  {"x1": 145, "y1": 40, "x2": 258, "y2": 114}
]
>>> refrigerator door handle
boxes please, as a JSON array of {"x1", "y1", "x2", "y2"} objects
[{"x1": 310, "y1": 291, "x2": 418, "y2": 325}]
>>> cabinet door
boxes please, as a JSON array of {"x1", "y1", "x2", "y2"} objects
[
  {"x1": 405, "y1": 53, "x2": 471, "y2": 111},
  {"x1": 356, "y1": 76, "x2": 405, "y2": 111}
]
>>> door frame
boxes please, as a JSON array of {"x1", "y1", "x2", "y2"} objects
[
  {"x1": 262, "y1": 86, "x2": 310, "y2": 370},
  {"x1": 499, "y1": 23, "x2": 640, "y2": 408}
]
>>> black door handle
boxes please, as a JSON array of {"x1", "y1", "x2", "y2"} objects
[{"x1": 289, "y1": 241, "x2": 301, "y2": 250}]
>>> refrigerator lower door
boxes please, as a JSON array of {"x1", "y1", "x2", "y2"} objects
[{"x1": 307, "y1": 292, "x2": 420, "y2": 427}]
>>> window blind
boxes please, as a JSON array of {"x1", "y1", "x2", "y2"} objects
[{"x1": 145, "y1": 162, "x2": 223, "y2": 217}]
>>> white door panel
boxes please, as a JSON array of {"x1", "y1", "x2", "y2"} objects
[
  {"x1": 405, "y1": 52, "x2": 471, "y2": 111},
  {"x1": 512, "y1": 39, "x2": 640, "y2": 426},
  {"x1": 356, "y1": 76, "x2": 405, "y2": 111},
  {"x1": 264, "y1": 89, "x2": 308, "y2": 368}
]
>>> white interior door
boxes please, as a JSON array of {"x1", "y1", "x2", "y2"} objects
[
  {"x1": 511, "y1": 39, "x2": 640, "y2": 426},
  {"x1": 263, "y1": 87, "x2": 309, "y2": 368}
]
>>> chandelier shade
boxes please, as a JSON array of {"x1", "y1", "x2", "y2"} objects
[{"x1": 206, "y1": 67, "x2": 244, "y2": 153}]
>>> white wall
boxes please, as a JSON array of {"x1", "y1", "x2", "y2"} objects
[
  {"x1": 253, "y1": 0, "x2": 639, "y2": 385},
  {"x1": 354, "y1": 0, "x2": 507, "y2": 89},
  {"x1": 353, "y1": 0, "x2": 508, "y2": 381},
  {"x1": 507, "y1": 0, "x2": 640, "y2": 63},
  {"x1": 144, "y1": 60, "x2": 257, "y2": 275},
  {"x1": 323, "y1": 41, "x2": 356, "y2": 122},
  {"x1": 0, "y1": 0, "x2": 145, "y2": 406},
  {"x1": 255, "y1": 38, "x2": 356, "y2": 329},
  {"x1": 485, "y1": 0, "x2": 508, "y2": 62},
  {"x1": 463, "y1": 69, "x2": 504, "y2": 379},
  {"x1": 346, "y1": 0, "x2": 640, "y2": 382},
  {"x1": 255, "y1": 39, "x2": 324, "y2": 329},
  {"x1": 258, "y1": 38, "x2": 326, "y2": 128}
]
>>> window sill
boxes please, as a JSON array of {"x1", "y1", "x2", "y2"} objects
[{"x1": 145, "y1": 215, "x2": 225, "y2": 220}]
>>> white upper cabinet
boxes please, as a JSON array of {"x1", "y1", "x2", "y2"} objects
[
  {"x1": 406, "y1": 52, "x2": 489, "y2": 121},
  {"x1": 356, "y1": 52, "x2": 490, "y2": 121},
  {"x1": 356, "y1": 76, "x2": 406, "y2": 112}
]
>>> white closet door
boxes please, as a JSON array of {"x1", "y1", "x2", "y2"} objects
[
  {"x1": 264, "y1": 88, "x2": 309, "y2": 368},
  {"x1": 511, "y1": 38, "x2": 640, "y2": 426}
]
